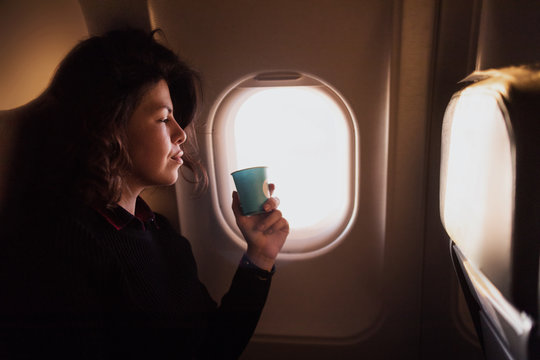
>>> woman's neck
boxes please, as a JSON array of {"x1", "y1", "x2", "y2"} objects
[{"x1": 118, "y1": 183, "x2": 144, "y2": 215}]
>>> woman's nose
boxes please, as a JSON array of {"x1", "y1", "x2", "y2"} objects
[{"x1": 172, "y1": 117, "x2": 187, "y2": 145}]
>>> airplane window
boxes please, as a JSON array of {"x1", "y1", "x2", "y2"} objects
[{"x1": 210, "y1": 72, "x2": 358, "y2": 255}]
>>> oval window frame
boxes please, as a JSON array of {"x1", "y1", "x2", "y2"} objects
[{"x1": 205, "y1": 71, "x2": 360, "y2": 257}]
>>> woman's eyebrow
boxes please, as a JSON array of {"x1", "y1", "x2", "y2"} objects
[{"x1": 152, "y1": 104, "x2": 173, "y2": 114}]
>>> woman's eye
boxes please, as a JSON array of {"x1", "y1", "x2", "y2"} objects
[{"x1": 160, "y1": 118, "x2": 170, "y2": 123}]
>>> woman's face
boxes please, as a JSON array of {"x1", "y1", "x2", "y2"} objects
[{"x1": 125, "y1": 79, "x2": 186, "y2": 191}]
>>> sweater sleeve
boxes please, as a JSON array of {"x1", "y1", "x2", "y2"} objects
[
  {"x1": 153, "y1": 211, "x2": 273, "y2": 360},
  {"x1": 131, "y1": 212, "x2": 274, "y2": 359},
  {"x1": 196, "y1": 260, "x2": 273, "y2": 360}
]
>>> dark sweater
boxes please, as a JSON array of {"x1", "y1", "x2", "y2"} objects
[{"x1": 0, "y1": 202, "x2": 272, "y2": 359}]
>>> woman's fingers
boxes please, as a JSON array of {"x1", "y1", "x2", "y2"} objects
[
  {"x1": 263, "y1": 196, "x2": 280, "y2": 212},
  {"x1": 232, "y1": 191, "x2": 247, "y2": 223},
  {"x1": 256, "y1": 209, "x2": 283, "y2": 232},
  {"x1": 262, "y1": 183, "x2": 278, "y2": 211},
  {"x1": 264, "y1": 217, "x2": 290, "y2": 236}
]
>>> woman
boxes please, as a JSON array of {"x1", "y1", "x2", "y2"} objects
[{"x1": 0, "y1": 28, "x2": 289, "y2": 359}]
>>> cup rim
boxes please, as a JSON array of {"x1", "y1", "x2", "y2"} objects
[{"x1": 230, "y1": 166, "x2": 268, "y2": 175}]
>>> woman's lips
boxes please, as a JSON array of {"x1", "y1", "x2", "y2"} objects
[{"x1": 171, "y1": 150, "x2": 184, "y2": 164}]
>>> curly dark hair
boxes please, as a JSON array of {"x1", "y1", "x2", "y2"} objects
[{"x1": 3, "y1": 28, "x2": 207, "y2": 211}]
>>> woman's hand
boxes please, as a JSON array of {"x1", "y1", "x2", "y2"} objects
[{"x1": 232, "y1": 184, "x2": 289, "y2": 271}]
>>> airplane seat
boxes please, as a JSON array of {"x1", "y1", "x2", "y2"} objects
[
  {"x1": 0, "y1": 0, "x2": 89, "y2": 213},
  {"x1": 440, "y1": 65, "x2": 540, "y2": 360}
]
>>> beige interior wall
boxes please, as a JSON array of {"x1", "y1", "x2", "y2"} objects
[
  {"x1": 0, "y1": 0, "x2": 88, "y2": 111},
  {"x1": 78, "y1": 0, "x2": 151, "y2": 36}
]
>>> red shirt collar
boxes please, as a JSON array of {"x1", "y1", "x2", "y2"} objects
[{"x1": 95, "y1": 197, "x2": 156, "y2": 231}]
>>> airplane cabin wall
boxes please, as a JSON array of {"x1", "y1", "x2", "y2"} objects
[
  {"x1": 152, "y1": 1, "x2": 395, "y2": 358},
  {"x1": 0, "y1": 0, "x2": 88, "y2": 111},
  {"x1": 149, "y1": 0, "x2": 465, "y2": 359},
  {"x1": 421, "y1": 0, "x2": 484, "y2": 358},
  {"x1": 476, "y1": 0, "x2": 540, "y2": 70}
]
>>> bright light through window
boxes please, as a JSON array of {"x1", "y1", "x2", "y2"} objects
[
  {"x1": 211, "y1": 73, "x2": 358, "y2": 254},
  {"x1": 234, "y1": 87, "x2": 350, "y2": 230}
]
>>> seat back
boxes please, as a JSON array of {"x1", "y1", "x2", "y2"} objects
[{"x1": 440, "y1": 66, "x2": 540, "y2": 360}]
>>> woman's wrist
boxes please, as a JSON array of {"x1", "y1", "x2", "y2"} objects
[{"x1": 246, "y1": 247, "x2": 276, "y2": 271}]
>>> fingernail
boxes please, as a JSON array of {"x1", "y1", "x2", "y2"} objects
[{"x1": 264, "y1": 204, "x2": 270, "y2": 211}]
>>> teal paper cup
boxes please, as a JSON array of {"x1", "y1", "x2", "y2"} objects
[{"x1": 231, "y1": 166, "x2": 270, "y2": 215}]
